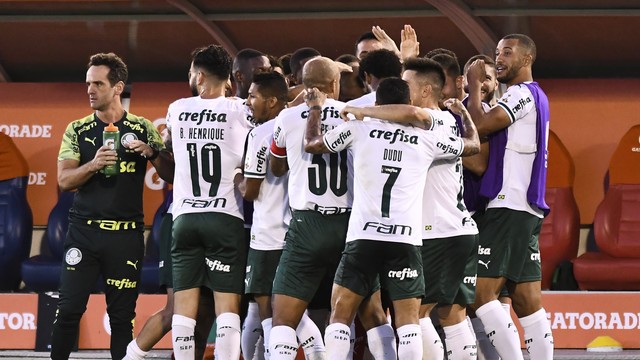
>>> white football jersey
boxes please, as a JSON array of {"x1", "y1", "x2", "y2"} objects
[
  {"x1": 422, "y1": 109, "x2": 478, "y2": 239},
  {"x1": 271, "y1": 99, "x2": 353, "y2": 213},
  {"x1": 346, "y1": 91, "x2": 377, "y2": 107},
  {"x1": 167, "y1": 96, "x2": 253, "y2": 220},
  {"x1": 244, "y1": 120, "x2": 290, "y2": 250},
  {"x1": 492, "y1": 83, "x2": 544, "y2": 217},
  {"x1": 324, "y1": 119, "x2": 464, "y2": 246}
]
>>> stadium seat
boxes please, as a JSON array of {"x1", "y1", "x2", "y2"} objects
[
  {"x1": 539, "y1": 130, "x2": 580, "y2": 289},
  {"x1": 21, "y1": 191, "x2": 74, "y2": 292},
  {"x1": 573, "y1": 125, "x2": 640, "y2": 290},
  {"x1": 0, "y1": 133, "x2": 33, "y2": 291},
  {"x1": 139, "y1": 189, "x2": 173, "y2": 294}
]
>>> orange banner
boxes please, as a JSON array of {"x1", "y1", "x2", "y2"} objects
[
  {"x1": 1, "y1": 292, "x2": 640, "y2": 350},
  {"x1": 0, "y1": 294, "x2": 38, "y2": 349}
]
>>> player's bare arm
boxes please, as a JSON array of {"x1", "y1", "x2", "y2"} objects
[
  {"x1": 340, "y1": 104, "x2": 432, "y2": 129},
  {"x1": 466, "y1": 59, "x2": 512, "y2": 138},
  {"x1": 303, "y1": 87, "x2": 331, "y2": 154},
  {"x1": 444, "y1": 98, "x2": 481, "y2": 157}
]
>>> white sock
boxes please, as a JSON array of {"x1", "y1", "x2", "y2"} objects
[
  {"x1": 420, "y1": 317, "x2": 444, "y2": 360},
  {"x1": 397, "y1": 324, "x2": 423, "y2": 360},
  {"x1": 171, "y1": 314, "x2": 196, "y2": 360},
  {"x1": 348, "y1": 321, "x2": 356, "y2": 359},
  {"x1": 444, "y1": 319, "x2": 477, "y2": 360},
  {"x1": 324, "y1": 323, "x2": 351, "y2": 360},
  {"x1": 270, "y1": 325, "x2": 299, "y2": 360},
  {"x1": 242, "y1": 303, "x2": 263, "y2": 360},
  {"x1": 476, "y1": 300, "x2": 523, "y2": 360},
  {"x1": 297, "y1": 312, "x2": 325, "y2": 358},
  {"x1": 124, "y1": 339, "x2": 149, "y2": 360},
  {"x1": 262, "y1": 318, "x2": 273, "y2": 360},
  {"x1": 366, "y1": 323, "x2": 397, "y2": 359},
  {"x1": 520, "y1": 308, "x2": 553, "y2": 360},
  {"x1": 471, "y1": 317, "x2": 500, "y2": 360},
  {"x1": 254, "y1": 335, "x2": 265, "y2": 360},
  {"x1": 216, "y1": 312, "x2": 242, "y2": 360}
]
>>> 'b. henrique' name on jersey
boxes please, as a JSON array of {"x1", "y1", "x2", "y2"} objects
[{"x1": 177, "y1": 109, "x2": 227, "y2": 140}]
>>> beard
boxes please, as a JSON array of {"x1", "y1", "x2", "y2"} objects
[
  {"x1": 497, "y1": 62, "x2": 522, "y2": 84},
  {"x1": 190, "y1": 82, "x2": 199, "y2": 97}
]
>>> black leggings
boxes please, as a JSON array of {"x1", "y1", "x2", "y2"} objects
[{"x1": 50, "y1": 222, "x2": 144, "y2": 360}]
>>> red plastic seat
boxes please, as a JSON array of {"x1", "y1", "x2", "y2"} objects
[
  {"x1": 573, "y1": 125, "x2": 640, "y2": 290},
  {"x1": 539, "y1": 130, "x2": 580, "y2": 289}
]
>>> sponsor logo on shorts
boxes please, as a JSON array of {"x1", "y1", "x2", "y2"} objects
[
  {"x1": 388, "y1": 268, "x2": 419, "y2": 280},
  {"x1": 530, "y1": 252, "x2": 541, "y2": 262},
  {"x1": 206, "y1": 258, "x2": 231, "y2": 272},
  {"x1": 126, "y1": 260, "x2": 138, "y2": 270},
  {"x1": 478, "y1": 246, "x2": 491, "y2": 255},
  {"x1": 478, "y1": 260, "x2": 491, "y2": 269},
  {"x1": 65, "y1": 248, "x2": 82, "y2": 266},
  {"x1": 463, "y1": 275, "x2": 477, "y2": 285},
  {"x1": 106, "y1": 278, "x2": 137, "y2": 289}
]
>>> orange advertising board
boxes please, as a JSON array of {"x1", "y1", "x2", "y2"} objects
[
  {"x1": 78, "y1": 294, "x2": 171, "y2": 349},
  {"x1": 2, "y1": 292, "x2": 640, "y2": 350},
  {"x1": 0, "y1": 294, "x2": 38, "y2": 349}
]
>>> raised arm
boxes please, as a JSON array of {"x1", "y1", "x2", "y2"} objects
[
  {"x1": 340, "y1": 104, "x2": 432, "y2": 129},
  {"x1": 303, "y1": 88, "x2": 331, "y2": 154},
  {"x1": 466, "y1": 59, "x2": 511, "y2": 138},
  {"x1": 443, "y1": 98, "x2": 480, "y2": 157}
]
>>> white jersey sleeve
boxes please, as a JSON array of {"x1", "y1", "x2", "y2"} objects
[
  {"x1": 497, "y1": 84, "x2": 535, "y2": 124},
  {"x1": 170, "y1": 96, "x2": 253, "y2": 220},
  {"x1": 323, "y1": 121, "x2": 356, "y2": 153}
]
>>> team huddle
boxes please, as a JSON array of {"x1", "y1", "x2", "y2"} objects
[{"x1": 52, "y1": 25, "x2": 553, "y2": 360}]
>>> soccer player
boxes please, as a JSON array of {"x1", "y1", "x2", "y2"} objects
[
  {"x1": 167, "y1": 44, "x2": 254, "y2": 360},
  {"x1": 269, "y1": 57, "x2": 389, "y2": 360},
  {"x1": 304, "y1": 77, "x2": 480, "y2": 360},
  {"x1": 466, "y1": 34, "x2": 554, "y2": 360},
  {"x1": 232, "y1": 48, "x2": 271, "y2": 99},
  {"x1": 346, "y1": 49, "x2": 402, "y2": 107},
  {"x1": 236, "y1": 71, "x2": 325, "y2": 360}
]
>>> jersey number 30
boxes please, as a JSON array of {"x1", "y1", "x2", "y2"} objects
[{"x1": 307, "y1": 151, "x2": 348, "y2": 197}]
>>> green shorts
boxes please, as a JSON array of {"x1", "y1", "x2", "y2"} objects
[
  {"x1": 335, "y1": 240, "x2": 424, "y2": 301},
  {"x1": 421, "y1": 235, "x2": 478, "y2": 305},
  {"x1": 171, "y1": 212, "x2": 246, "y2": 293},
  {"x1": 272, "y1": 210, "x2": 349, "y2": 303},
  {"x1": 244, "y1": 248, "x2": 283, "y2": 295},
  {"x1": 158, "y1": 214, "x2": 173, "y2": 288},
  {"x1": 477, "y1": 208, "x2": 542, "y2": 282}
]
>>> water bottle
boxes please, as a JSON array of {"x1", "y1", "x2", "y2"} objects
[{"x1": 102, "y1": 122, "x2": 120, "y2": 176}]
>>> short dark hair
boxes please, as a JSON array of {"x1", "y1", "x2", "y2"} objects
[
  {"x1": 267, "y1": 54, "x2": 282, "y2": 70},
  {"x1": 290, "y1": 47, "x2": 321, "y2": 77},
  {"x1": 359, "y1": 49, "x2": 402, "y2": 79},
  {"x1": 87, "y1": 53, "x2": 128, "y2": 86},
  {"x1": 463, "y1": 54, "x2": 495, "y2": 74},
  {"x1": 335, "y1": 54, "x2": 359, "y2": 65},
  {"x1": 430, "y1": 53, "x2": 461, "y2": 79},
  {"x1": 252, "y1": 71, "x2": 289, "y2": 103},
  {"x1": 191, "y1": 45, "x2": 233, "y2": 82},
  {"x1": 425, "y1": 48, "x2": 457, "y2": 59},
  {"x1": 355, "y1": 31, "x2": 378, "y2": 51},
  {"x1": 403, "y1": 57, "x2": 446, "y2": 92},
  {"x1": 502, "y1": 33, "x2": 537, "y2": 62},
  {"x1": 376, "y1": 77, "x2": 410, "y2": 105},
  {"x1": 278, "y1": 53, "x2": 292, "y2": 75},
  {"x1": 233, "y1": 48, "x2": 266, "y2": 71}
]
